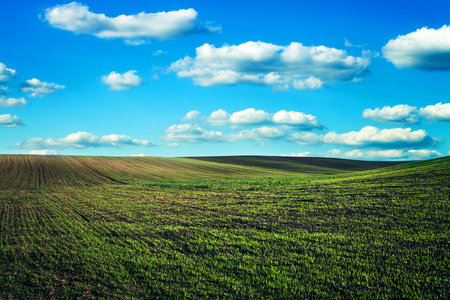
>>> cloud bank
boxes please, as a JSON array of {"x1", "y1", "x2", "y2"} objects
[
  {"x1": 101, "y1": 70, "x2": 145, "y2": 90},
  {"x1": 169, "y1": 41, "x2": 371, "y2": 90},
  {"x1": 161, "y1": 108, "x2": 323, "y2": 144},
  {"x1": 383, "y1": 25, "x2": 450, "y2": 71},
  {"x1": 161, "y1": 123, "x2": 287, "y2": 144},
  {"x1": 162, "y1": 109, "x2": 438, "y2": 151},
  {"x1": 285, "y1": 148, "x2": 442, "y2": 160},
  {"x1": 43, "y1": 2, "x2": 220, "y2": 44},
  {"x1": 15, "y1": 132, "x2": 153, "y2": 149},
  {"x1": 289, "y1": 126, "x2": 435, "y2": 149}
]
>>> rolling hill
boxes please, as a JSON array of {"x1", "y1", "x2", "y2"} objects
[
  {"x1": 0, "y1": 155, "x2": 449, "y2": 298},
  {"x1": 0, "y1": 155, "x2": 402, "y2": 189}
]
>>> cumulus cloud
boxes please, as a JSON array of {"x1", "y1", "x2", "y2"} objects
[
  {"x1": 130, "y1": 153, "x2": 146, "y2": 157},
  {"x1": 15, "y1": 132, "x2": 153, "y2": 149},
  {"x1": 419, "y1": 102, "x2": 450, "y2": 122},
  {"x1": 382, "y1": 25, "x2": 450, "y2": 71},
  {"x1": 161, "y1": 108, "x2": 325, "y2": 144},
  {"x1": 0, "y1": 97, "x2": 28, "y2": 108},
  {"x1": 0, "y1": 63, "x2": 16, "y2": 83},
  {"x1": 206, "y1": 108, "x2": 271, "y2": 126},
  {"x1": 181, "y1": 110, "x2": 200, "y2": 122},
  {"x1": 203, "y1": 108, "x2": 324, "y2": 129},
  {"x1": 272, "y1": 110, "x2": 324, "y2": 129},
  {"x1": 228, "y1": 126, "x2": 287, "y2": 142},
  {"x1": 289, "y1": 126, "x2": 435, "y2": 149},
  {"x1": 20, "y1": 78, "x2": 65, "y2": 97},
  {"x1": 160, "y1": 123, "x2": 288, "y2": 144},
  {"x1": 101, "y1": 70, "x2": 145, "y2": 90},
  {"x1": 292, "y1": 76, "x2": 324, "y2": 90},
  {"x1": 43, "y1": 2, "x2": 220, "y2": 44},
  {"x1": 161, "y1": 123, "x2": 225, "y2": 143},
  {"x1": 0, "y1": 114, "x2": 25, "y2": 127},
  {"x1": 363, "y1": 104, "x2": 418, "y2": 124},
  {"x1": 169, "y1": 41, "x2": 371, "y2": 90}
]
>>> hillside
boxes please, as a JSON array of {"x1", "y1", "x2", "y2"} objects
[
  {"x1": 0, "y1": 155, "x2": 402, "y2": 189},
  {"x1": 1, "y1": 156, "x2": 449, "y2": 298},
  {"x1": 190, "y1": 155, "x2": 402, "y2": 173}
]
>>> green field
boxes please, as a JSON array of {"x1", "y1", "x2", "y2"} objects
[{"x1": 1, "y1": 155, "x2": 449, "y2": 299}]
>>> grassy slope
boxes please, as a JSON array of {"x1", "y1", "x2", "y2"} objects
[
  {"x1": 0, "y1": 155, "x2": 400, "y2": 189},
  {"x1": 0, "y1": 155, "x2": 449, "y2": 299}
]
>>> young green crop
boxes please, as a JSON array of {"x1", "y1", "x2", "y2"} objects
[{"x1": 0, "y1": 155, "x2": 449, "y2": 299}]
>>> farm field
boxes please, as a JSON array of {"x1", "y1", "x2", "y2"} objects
[{"x1": 0, "y1": 155, "x2": 449, "y2": 299}]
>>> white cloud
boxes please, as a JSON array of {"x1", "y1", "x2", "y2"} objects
[
  {"x1": 284, "y1": 148, "x2": 442, "y2": 160},
  {"x1": 130, "y1": 153, "x2": 146, "y2": 157},
  {"x1": 161, "y1": 108, "x2": 325, "y2": 145},
  {"x1": 419, "y1": 102, "x2": 450, "y2": 122},
  {"x1": 0, "y1": 63, "x2": 16, "y2": 83},
  {"x1": 161, "y1": 123, "x2": 224, "y2": 143},
  {"x1": 227, "y1": 126, "x2": 287, "y2": 142},
  {"x1": 205, "y1": 109, "x2": 228, "y2": 125},
  {"x1": 382, "y1": 25, "x2": 450, "y2": 71},
  {"x1": 323, "y1": 126, "x2": 433, "y2": 148},
  {"x1": 43, "y1": 2, "x2": 220, "y2": 44},
  {"x1": 204, "y1": 108, "x2": 324, "y2": 129},
  {"x1": 169, "y1": 41, "x2": 371, "y2": 90},
  {"x1": 272, "y1": 110, "x2": 323, "y2": 129},
  {"x1": 363, "y1": 104, "x2": 418, "y2": 124},
  {"x1": 289, "y1": 126, "x2": 434, "y2": 149},
  {"x1": 205, "y1": 108, "x2": 271, "y2": 126},
  {"x1": 101, "y1": 70, "x2": 145, "y2": 90},
  {"x1": 292, "y1": 76, "x2": 324, "y2": 90},
  {"x1": 29, "y1": 150, "x2": 59, "y2": 155},
  {"x1": 20, "y1": 78, "x2": 65, "y2": 97},
  {"x1": 405, "y1": 149, "x2": 443, "y2": 159},
  {"x1": 0, "y1": 114, "x2": 25, "y2": 127},
  {"x1": 167, "y1": 143, "x2": 179, "y2": 148},
  {"x1": 0, "y1": 97, "x2": 28, "y2": 108},
  {"x1": 160, "y1": 122, "x2": 288, "y2": 144},
  {"x1": 181, "y1": 110, "x2": 200, "y2": 122},
  {"x1": 15, "y1": 132, "x2": 153, "y2": 149},
  {"x1": 340, "y1": 149, "x2": 442, "y2": 160},
  {"x1": 229, "y1": 108, "x2": 270, "y2": 125}
]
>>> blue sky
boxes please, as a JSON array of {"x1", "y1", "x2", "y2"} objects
[{"x1": 1, "y1": 0, "x2": 449, "y2": 159}]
